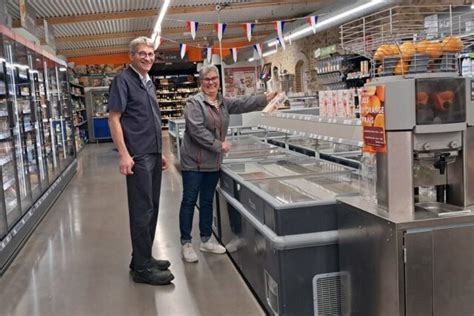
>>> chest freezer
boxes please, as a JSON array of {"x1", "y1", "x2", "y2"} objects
[
  {"x1": 220, "y1": 157, "x2": 351, "y2": 195},
  {"x1": 236, "y1": 172, "x2": 358, "y2": 235}
]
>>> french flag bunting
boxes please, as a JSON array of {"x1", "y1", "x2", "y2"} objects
[
  {"x1": 180, "y1": 43, "x2": 187, "y2": 59},
  {"x1": 214, "y1": 23, "x2": 227, "y2": 42},
  {"x1": 154, "y1": 36, "x2": 164, "y2": 49},
  {"x1": 277, "y1": 37, "x2": 286, "y2": 50},
  {"x1": 306, "y1": 16, "x2": 318, "y2": 33},
  {"x1": 253, "y1": 43, "x2": 262, "y2": 58},
  {"x1": 186, "y1": 20, "x2": 199, "y2": 40},
  {"x1": 230, "y1": 48, "x2": 238, "y2": 63},
  {"x1": 206, "y1": 47, "x2": 213, "y2": 63},
  {"x1": 275, "y1": 20, "x2": 286, "y2": 50},
  {"x1": 243, "y1": 23, "x2": 255, "y2": 42}
]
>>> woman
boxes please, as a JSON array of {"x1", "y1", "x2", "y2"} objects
[{"x1": 179, "y1": 65, "x2": 277, "y2": 262}]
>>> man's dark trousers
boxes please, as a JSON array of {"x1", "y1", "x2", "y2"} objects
[{"x1": 126, "y1": 153, "x2": 162, "y2": 270}]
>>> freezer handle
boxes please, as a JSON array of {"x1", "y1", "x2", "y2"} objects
[{"x1": 217, "y1": 187, "x2": 339, "y2": 250}]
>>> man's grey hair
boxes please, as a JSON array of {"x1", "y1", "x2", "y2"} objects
[
  {"x1": 129, "y1": 37, "x2": 154, "y2": 54},
  {"x1": 199, "y1": 65, "x2": 220, "y2": 82}
]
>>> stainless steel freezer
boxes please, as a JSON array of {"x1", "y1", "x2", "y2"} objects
[
  {"x1": 337, "y1": 196, "x2": 474, "y2": 316},
  {"x1": 218, "y1": 187, "x2": 348, "y2": 316},
  {"x1": 217, "y1": 162, "x2": 358, "y2": 315}
]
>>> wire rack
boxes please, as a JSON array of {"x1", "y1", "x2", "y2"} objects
[{"x1": 340, "y1": 4, "x2": 473, "y2": 76}]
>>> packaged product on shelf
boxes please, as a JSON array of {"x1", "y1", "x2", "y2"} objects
[
  {"x1": 326, "y1": 90, "x2": 336, "y2": 117},
  {"x1": 346, "y1": 89, "x2": 356, "y2": 118},
  {"x1": 262, "y1": 92, "x2": 288, "y2": 113},
  {"x1": 335, "y1": 90, "x2": 346, "y2": 117},
  {"x1": 318, "y1": 91, "x2": 327, "y2": 116}
]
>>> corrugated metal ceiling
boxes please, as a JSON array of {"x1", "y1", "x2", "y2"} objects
[
  {"x1": 5, "y1": 0, "x2": 332, "y2": 57},
  {"x1": 54, "y1": 18, "x2": 155, "y2": 37},
  {"x1": 7, "y1": 0, "x2": 160, "y2": 18}
]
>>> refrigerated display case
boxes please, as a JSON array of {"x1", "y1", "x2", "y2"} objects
[
  {"x1": 30, "y1": 51, "x2": 54, "y2": 189},
  {"x1": 0, "y1": 29, "x2": 77, "y2": 274}
]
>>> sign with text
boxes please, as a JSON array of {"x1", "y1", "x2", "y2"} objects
[
  {"x1": 314, "y1": 45, "x2": 336, "y2": 58},
  {"x1": 154, "y1": 51, "x2": 188, "y2": 63},
  {"x1": 361, "y1": 85, "x2": 386, "y2": 153},
  {"x1": 42, "y1": 19, "x2": 56, "y2": 50},
  {"x1": 19, "y1": 0, "x2": 37, "y2": 37},
  {"x1": 223, "y1": 66, "x2": 256, "y2": 97}
]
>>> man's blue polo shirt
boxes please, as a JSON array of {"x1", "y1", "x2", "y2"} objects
[{"x1": 108, "y1": 67, "x2": 162, "y2": 156}]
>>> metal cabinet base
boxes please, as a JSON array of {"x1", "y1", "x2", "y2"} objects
[
  {"x1": 0, "y1": 160, "x2": 77, "y2": 275},
  {"x1": 92, "y1": 117, "x2": 111, "y2": 141},
  {"x1": 218, "y1": 188, "x2": 345, "y2": 316},
  {"x1": 337, "y1": 198, "x2": 474, "y2": 316}
]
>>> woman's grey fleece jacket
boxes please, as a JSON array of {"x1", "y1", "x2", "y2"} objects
[{"x1": 179, "y1": 92, "x2": 268, "y2": 172}]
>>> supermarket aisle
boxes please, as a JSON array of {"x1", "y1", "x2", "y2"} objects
[{"x1": 0, "y1": 134, "x2": 264, "y2": 316}]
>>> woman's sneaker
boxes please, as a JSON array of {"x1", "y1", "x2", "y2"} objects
[
  {"x1": 182, "y1": 243, "x2": 199, "y2": 262},
  {"x1": 199, "y1": 240, "x2": 226, "y2": 254}
]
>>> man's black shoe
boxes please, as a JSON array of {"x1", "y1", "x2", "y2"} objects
[
  {"x1": 132, "y1": 268, "x2": 174, "y2": 286},
  {"x1": 129, "y1": 258, "x2": 171, "y2": 271}
]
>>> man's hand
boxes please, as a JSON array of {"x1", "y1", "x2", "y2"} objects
[
  {"x1": 222, "y1": 140, "x2": 231, "y2": 153},
  {"x1": 265, "y1": 91, "x2": 278, "y2": 102},
  {"x1": 162, "y1": 155, "x2": 169, "y2": 170},
  {"x1": 119, "y1": 154, "x2": 134, "y2": 175}
]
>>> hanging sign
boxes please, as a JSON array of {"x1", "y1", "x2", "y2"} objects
[
  {"x1": 315, "y1": 44, "x2": 337, "y2": 58},
  {"x1": 19, "y1": 0, "x2": 37, "y2": 37}
]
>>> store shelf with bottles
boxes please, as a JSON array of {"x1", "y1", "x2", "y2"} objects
[
  {"x1": 286, "y1": 92, "x2": 318, "y2": 110},
  {"x1": 314, "y1": 53, "x2": 371, "y2": 90},
  {"x1": 460, "y1": 52, "x2": 474, "y2": 77},
  {"x1": 69, "y1": 82, "x2": 88, "y2": 151},
  {"x1": 155, "y1": 74, "x2": 199, "y2": 129}
]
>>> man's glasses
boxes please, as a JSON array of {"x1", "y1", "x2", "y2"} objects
[
  {"x1": 202, "y1": 76, "x2": 219, "y2": 83},
  {"x1": 136, "y1": 51, "x2": 155, "y2": 59}
]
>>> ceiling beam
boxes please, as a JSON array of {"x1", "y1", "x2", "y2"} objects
[
  {"x1": 13, "y1": 0, "x2": 320, "y2": 27},
  {"x1": 55, "y1": 31, "x2": 149, "y2": 44},
  {"x1": 58, "y1": 34, "x2": 270, "y2": 57},
  {"x1": 56, "y1": 29, "x2": 273, "y2": 45},
  {"x1": 58, "y1": 45, "x2": 130, "y2": 57}
]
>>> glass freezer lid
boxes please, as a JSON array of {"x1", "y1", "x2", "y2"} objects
[
  {"x1": 230, "y1": 142, "x2": 276, "y2": 152},
  {"x1": 287, "y1": 137, "x2": 331, "y2": 148},
  {"x1": 227, "y1": 135, "x2": 262, "y2": 145},
  {"x1": 249, "y1": 172, "x2": 359, "y2": 205},
  {"x1": 223, "y1": 148, "x2": 289, "y2": 160},
  {"x1": 225, "y1": 158, "x2": 351, "y2": 180}
]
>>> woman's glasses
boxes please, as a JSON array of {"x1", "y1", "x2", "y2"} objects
[{"x1": 202, "y1": 76, "x2": 219, "y2": 83}]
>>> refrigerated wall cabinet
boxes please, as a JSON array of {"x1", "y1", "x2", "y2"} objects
[{"x1": 0, "y1": 28, "x2": 77, "y2": 274}]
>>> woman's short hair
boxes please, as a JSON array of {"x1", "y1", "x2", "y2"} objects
[
  {"x1": 199, "y1": 65, "x2": 220, "y2": 82},
  {"x1": 129, "y1": 37, "x2": 154, "y2": 54}
]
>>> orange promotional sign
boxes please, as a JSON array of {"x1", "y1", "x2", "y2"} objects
[{"x1": 361, "y1": 85, "x2": 386, "y2": 153}]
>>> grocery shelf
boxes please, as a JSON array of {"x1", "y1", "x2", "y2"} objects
[{"x1": 259, "y1": 112, "x2": 363, "y2": 147}]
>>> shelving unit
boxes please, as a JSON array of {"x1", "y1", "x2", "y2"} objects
[
  {"x1": 155, "y1": 75, "x2": 199, "y2": 129},
  {"x1": 259, "y1": 110, "x2": 363, "y2": 148},
  {"x1": 315, "y1": 54, "x2": 371, "y2": 90},
  {"x1": 69, "y1": 82, "x2": 88, "y2": 152}
]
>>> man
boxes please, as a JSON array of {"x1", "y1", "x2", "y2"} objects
[{"x1": 108, "y1": 37, "x2": 174, "y2": 285}]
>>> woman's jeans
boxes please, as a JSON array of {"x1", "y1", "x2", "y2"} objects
[{"x1": 179, "y1": 170, "x2": 220, "y2": 244}]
